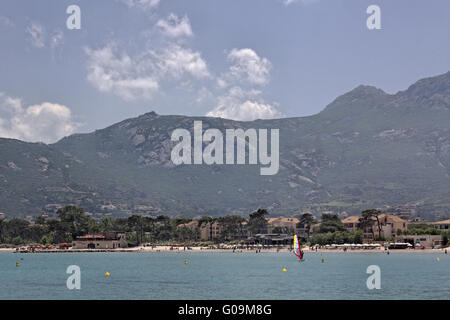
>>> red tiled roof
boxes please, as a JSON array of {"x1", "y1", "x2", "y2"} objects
[{"x1": 341, "y1": 216, "x2": 360, "y2": 223}]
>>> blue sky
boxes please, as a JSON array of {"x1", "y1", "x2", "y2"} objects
[{"x1": 0, "y1": 0, "x2": 449, "y2": 143}]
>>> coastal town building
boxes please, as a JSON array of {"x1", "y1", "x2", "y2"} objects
[
  {"x1": 199, "y1": 221, "x2": 223, "y2": 241},
  {"x1": 178, "y1": 221, "x2": 198, "y2": 231},
  {"x1": 341, "y1": 214, "x2": 408, "y2": 240},
  {"x1": 395, "y1": 235, "x2": 442, "y2": 248},
  {"x1": 266, "y1": 217, "x2": 299, "y2": 234},
  {"x1": 365, "y1": 214, "x2": 408, "y2": 240},
  {"x1": 342, "y1": 216, "x2": 361, "y2": 233},
  {"x1": 432, "y1": 219, "x2": 450, "y2": 230},
  {"x1": 248, "y1": 234, "x2": 293, "y2": 246},
  {"x1": 72, "y1": 232, "x2": 127, "y2": 249}
]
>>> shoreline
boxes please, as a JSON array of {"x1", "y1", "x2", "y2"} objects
[{"x1": 2, "y1": 246, "x2": 448, "y2": 254}]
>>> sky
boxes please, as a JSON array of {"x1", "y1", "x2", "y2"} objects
[{"x1": 0, "y1": 0, "x2": 449, "y2": 143}]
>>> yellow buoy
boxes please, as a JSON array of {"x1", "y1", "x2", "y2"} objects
[
  {"x1": 321, "y1": 258, "x2": 325, "y2": 263},
  {"x1": 105, "y1": 272, "x2": 110, "y2": 277},
  {"x1": 282, "y1": 268, "x2": 287, "y2": 272},
  {"x1": 15, "y1": 262, "x2": 20, "y2": 267},
  {"x1": 185, "y1": 260, "x2": 188, "y2": 264}
]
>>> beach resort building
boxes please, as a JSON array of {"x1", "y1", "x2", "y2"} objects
[
  {"x1": 341, "y1": 214, "x2": 408, "y2": 240},
  {"x1": 177, "y1": 221, "x2": 198, "y2": 231},
  {"x1": 364, "y1": 214, "x2": 408, "y2": 240},
  {"x1": 72, "y1": 232, "x2": 127, "y2": 249},
  {"x1": 395, "y1": 235, "x2": 442, "y2": 248},
  {"x1": 266, "y1": 217, "x2": 299, "y2": 234},
  {"x1": 342, "y1": 216, "x2": 361, "y2": 233},
  {"x1": 248, "y1": 233, "x2": 293, "y2": 246},
  {"x1": 432, "y1": 219, "x2": 450, "y2": 230},
  {"x1": 199, "y1": 221, "x2": 223, "y2": 240}
]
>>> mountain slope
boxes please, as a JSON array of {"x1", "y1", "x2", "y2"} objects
[{"x1": 2, "y1": 71, "x2": 450, "y2": 219}]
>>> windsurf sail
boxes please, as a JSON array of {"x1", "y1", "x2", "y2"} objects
[{"x1": 293, "y1": 234, "x2": 303, "y2": 260}]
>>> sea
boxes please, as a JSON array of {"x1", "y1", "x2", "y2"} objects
[{"x1": 0, "y1": 251, "x2": 449, "y2": 300}]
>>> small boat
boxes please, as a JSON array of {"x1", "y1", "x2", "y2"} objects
[{"x1": 293, "y1": 234, "x2": 304, "y2": 261}]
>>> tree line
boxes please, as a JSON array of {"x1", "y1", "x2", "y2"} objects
[
  {"x1": 2, "y1": 206, "x2": 447, "y2": 247},
  {"x1": 0, "y1": 206, "x2": 272, "y2": 246}
]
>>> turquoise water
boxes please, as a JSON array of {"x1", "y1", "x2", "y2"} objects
[{"x1": 0, "y1": 251, "x2": 449, "y2": 299}]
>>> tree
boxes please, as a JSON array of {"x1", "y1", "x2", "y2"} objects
[
  {"x1": 218, "y1": 215, "x2": 246, "y2": 240},
  {"x1": 299, "y1": 212, "x2": 315, "y2": 238},
  {"x1": 57, "y1": 205, "x2": 97, "y2": 240},
  {"x1": 442, "y1": 232, "x2": 449, "y2": 246},
  {"x1": 197, "y1": 216, "x2": 214, "y2": 227},
  {"x1": 248, "y1": 209, "x2": 269, "y2": 235},
  {"x1": 100, "y1": 217, "x2": 113, "y2": 232},
  {"x1": 127, "y1": 215, "x2": 144, "y2": 245},
  {"x1": 5, "y1": 218, "x2": 29, "y2": 241},
  {"x1": 353, "y1": 230, "x2": 364, "y2": 244},
  {"x1": 318, "y1": 214, "x2": 346, "y2": 233},
  {"x1": 40, "y1": 234, "x2": 54, "y2": 245},
  {"x1": 0, "y1": 219, "x2": 5, "y2": 243},
  {"x1": 359, "y1": 213, "x2": 375, "y2": 240},
  {"x1": 360, "y1": 209, "x2": 382, "y2": 239}
]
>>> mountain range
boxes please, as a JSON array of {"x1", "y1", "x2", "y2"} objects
[{"x1": 2, "y1": 71, "x2": 450, "y2": 220}]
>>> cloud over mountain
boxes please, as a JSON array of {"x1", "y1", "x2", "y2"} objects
[
  {"x1": 225, "y1": 48, "x2": 272, "y2": 86},
  {"x1": 0, "y1": 93, "x2": 79, "y2": 143},
  {"x1": 207, "y1": 48, "x2": 280, "y2": 121},
  {"x1": 206, "y1": 87, "x2": 281, "y2": 121}
]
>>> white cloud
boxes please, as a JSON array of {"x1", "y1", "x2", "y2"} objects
[
  {"x1": 85, "y1": 43, "x2": 209, "y2": 100},
  {"x1": 120, "y1": 0, "x2": 160, "y2": 10},
  {"x1": 26, "y1": 22, "x2": 45, "y2": 48},
  {"x1": 226, "y1": 48, "x2": 271, "y2": 86},
  {"x1": 85, "y1": 44, "x2": 159, "y2": 101},
  {"x1": 156, "y1": 13, "x2": 193, "y2": 38},
  {"x1": 205, "y1": 48, "x2": 280, "y2": 120},
  {"x1": 0, "y1": 93, "x2": 79, "y2": 143},
  {"x1": 156, "y1": 45, "x2": 209, "y2": 79},
  {"x1": 206, "y1": 87, "x2": 282, "y2": 121}
]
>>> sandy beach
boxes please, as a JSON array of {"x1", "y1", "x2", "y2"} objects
[
  {"x1": 3, "y1": 245, "x2": 448, "y2": 254},
  {"x1": 72, "y1": 245, "x2": 449, "y2": 254}
]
